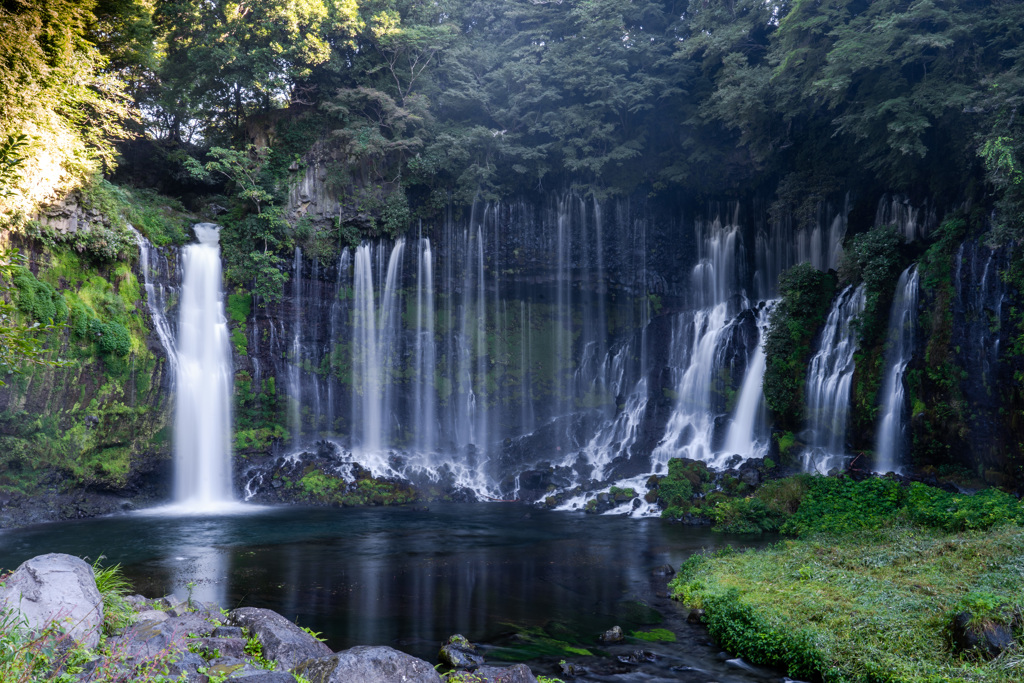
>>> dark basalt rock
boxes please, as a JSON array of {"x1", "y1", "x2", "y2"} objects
[
  {"x1": 438, "y1": 633, "x2": 485, "y2": 670},
  {"x1": 558, "y1": 660, "x2": 588, "y2": 677},
  {"x1": 229, "y1": 607, "x2": 333, "y2": 671},
  {"x1": 950, "y1": 611, "x2": 1016, "y2": 658}
]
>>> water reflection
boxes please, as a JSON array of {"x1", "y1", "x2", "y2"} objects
[{"x1": 0, "y1": 505, "x2": 776, "y2": 681}]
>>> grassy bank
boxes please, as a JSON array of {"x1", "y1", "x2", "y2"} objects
[{"x1": 669, "y1": 476, "x2": 1024, "y2": 682}]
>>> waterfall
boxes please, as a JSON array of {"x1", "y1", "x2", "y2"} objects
[
  {"x1": 803, "y1": 284, "x2": 866, "y2": 474},
  {"x1": 414, "y1": 236, "x2": 437, "y2": 453},
  {"x1": 133, "y1": 228, "x2": 178, "y2": 371},
  {"x1": 173, "y1": 224, "x2": 234, "y2": 506},
  {"x1": 723, "y1": 301, "x2": 776, "y2": 459},
  {"x1": 288, "y1": 247, "x2": 303, "y2": 447},
  {"x1": 874, "y1": 265, "x2": 919, "y2": 474},
  {"x1": 652, "y1": 209, "x2": 745, "y2": 469},
  {"x1": 351, "y1": 240, "x2": 405, "y2": 454}
]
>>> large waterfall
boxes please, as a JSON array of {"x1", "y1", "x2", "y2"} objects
[
  {"x1": 173, "y1": 224, "x2": 234, "y2": 507},
  {"x1": 874, "y1": 265, "x2": 919, "y2": 473},
  {"x1": 238, "y1": 195, "x2": 861, "y2": 504},
  {"x1": 803, "y1": 285, "x2": 866, "y2": 474}
]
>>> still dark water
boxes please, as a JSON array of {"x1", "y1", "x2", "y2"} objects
[{"x1": 0, "y1": 504, "x2": 780, "y2": 682}]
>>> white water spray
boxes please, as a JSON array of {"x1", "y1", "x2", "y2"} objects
[
  {"x1": 875, "y1": 265, "x2": 919, "y2": 473},
  {"x1": 173, "y1": 224, "x2": 234, "y2": 507},
  {"x1": 803, "y1": 285, "x2": 866, "y2": 474}
]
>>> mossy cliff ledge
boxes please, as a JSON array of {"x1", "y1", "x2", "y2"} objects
[{"x1": 0, "y1": 186, "x2": 181, "y2": 527}]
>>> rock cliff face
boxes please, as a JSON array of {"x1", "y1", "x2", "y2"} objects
[
  {"x1": 3, "y1": 175, "x2": 1022, "y2": 523},
  {"x1": 0, "y1": 220, "x2": 174, "y2": 525}
]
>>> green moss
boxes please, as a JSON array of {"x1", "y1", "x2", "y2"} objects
[
  {"x1": 226, "y1": 292, "x2": 251, "y2": 324},
  {"x1": 629, "y1": 628, "x2": 676, "y2": 642},
  {"x1": 670, "y1": 525, "x2": 1024, "y2": 682}
]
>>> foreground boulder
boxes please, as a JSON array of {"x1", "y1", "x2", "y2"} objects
[
  {"x1": 229, "y1": 606, "x2": 333, "y2": 671},
  {"x1": 0, "y1": 553, "x2": 103, "y2": 648},
  {"x1": 295, "y1": 645, "x2": 441, "y2": 683}
]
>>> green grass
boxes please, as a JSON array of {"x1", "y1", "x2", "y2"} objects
[{"x1": 670, "y1": 525, "x2": 1024, "y2": 682}]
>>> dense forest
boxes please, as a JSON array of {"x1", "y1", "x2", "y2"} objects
[{"x1": 2, "y1": 0, "x2": 1024, "y2": 508}]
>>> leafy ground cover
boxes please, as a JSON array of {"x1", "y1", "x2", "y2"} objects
[{"x1": 670, "y1": 476, "x2": 1024, "y2": 682}]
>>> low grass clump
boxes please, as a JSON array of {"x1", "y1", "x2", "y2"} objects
[{"x1": 670, "y1": 525, "x2": 1024, "y2": 681}]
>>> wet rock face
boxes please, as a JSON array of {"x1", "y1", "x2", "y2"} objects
[{"x1": 0, "y1": 553, "x2": 104, "y2": 649}]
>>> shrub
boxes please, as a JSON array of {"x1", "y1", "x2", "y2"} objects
[
  {"x1": 12, "y1": 267, "x2": 67, "y2": 324},
  {"x1": 781, "y1": 476, "x2": 903, "y2": 536}
]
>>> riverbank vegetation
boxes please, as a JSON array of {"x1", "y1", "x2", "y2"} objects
[{"x1": 671, "y1": 474, "x2": 1024, "y2": 682}]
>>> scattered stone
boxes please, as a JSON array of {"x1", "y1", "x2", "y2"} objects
[
  {"x1": 439, "y1": 633, "x2": 485, "y2": 669},
  {"x1": 295, "y1": 645, "x2": 441, "y2": 683},
  {"x1": 599, "y1": 625, "x2": 624, "y2": 643},
  {"x1": 135, "y1": 609, "x2": 169, "y2": 623},
  {"x1": 616, "y1": 650, "x2": 657, "y2": 664},
  {"x1": 558, "y1": 660, "x2": 587, "y2": 677},
  {"x1": 950, "y1": 611, "x2": 1015, "y2": 658},
  {"x1": 229, "y1": 607, "x2": 333, "y2": 671},
  {"x1": 686, "y1": 608, "x2": 705, "y2": 624},
  {"x1": 0, "y1": 553, "x2": 104, "y2": 649}
]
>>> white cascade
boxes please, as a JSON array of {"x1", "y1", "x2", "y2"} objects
[
  {"x1": 652, "y1": 211, "x2": 745, "y2": 470},
  {"x1": 133, "y1": 228, "x2": 178, "y2": 371},
  {"x1": 874, "y1": 265, "x2": 919, "y2": 474},
  {"x1": 288, "y1": 247, "x2": 303, "y2": 447},
  {"x1": 351, "y1": 240, "x2": 405, "y2": 453},
  {"x1": 173, "y1": 223, "x2": 234, "y2": 507},
  {"x1": 723, "y1": 301, "x2": 777, "y2": 459},
  {"x1": 414, "y1": 236, "x2": 437, "y2": 453},
  {"x1": 803, "y1": 284, "x2": 866, "y2": 474}
]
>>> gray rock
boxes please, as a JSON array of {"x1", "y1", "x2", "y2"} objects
[
  {"x1": 204, "y1": 656, "x2": 263, "y2": 679},
  {"x1": 231, "y1": 673, "x2": 298, "y2": 683},
  {"x1": 229, "y1": 607, "x2": 332, "y2": 671},
  {"x1": 0, "y1": 553, "x2": 103, "y2": 648},
  {"x1": 110, "y1": 618, "x2": 190, "y2": 661},
  {"x1": 165, "y1": 651, "x2": 207, "y2": 681},
  {"x1": 214, "y1": 625, "x2": 245, "y2": 639},
  {"x1": 191, "y1": 635, "x2": 247, "y2": 659},
  {"x1": 438, "y1": 634, "x2": 485, "y2": 669},
  {"x1": 599, "y1": 625, "x2": 624, "y2": 643},
  {"x1": 135, "y1": 610, "x2": 169, "y2": 623},
  {"x1": 295, "y1": 645, "x2": 441, "y2": 683},
  {"x1": 464, "y1": 664, "x2": 538, "y2": 683}
]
